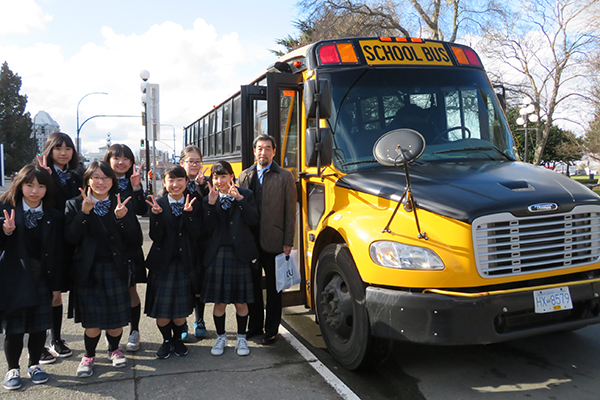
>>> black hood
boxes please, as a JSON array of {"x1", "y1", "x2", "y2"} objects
[{"x1": 336, "y1": 161, "x2": 600, "y2": 223}]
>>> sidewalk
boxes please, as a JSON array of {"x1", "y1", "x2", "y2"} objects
[{"x1": 0, "y1": 182, "x2": 343, "y2": 400}]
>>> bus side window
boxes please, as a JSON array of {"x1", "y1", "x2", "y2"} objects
[
  {"x1": 307, "y1": 183, "x2": 325, "y2": 230},
  {"x1": 279, "y1": 89, "x2": 299, "y2": 171}
]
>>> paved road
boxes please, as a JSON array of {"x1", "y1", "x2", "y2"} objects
[{"x1": 284, "y1": 300, "x2": 600, "y2": 400}]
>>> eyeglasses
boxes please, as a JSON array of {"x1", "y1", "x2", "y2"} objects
[
  {"x1": 90, "y1": 176, "x2": 111, "y2": 182},
  {"x1": 184, "y1": 160, "x2": 202, "y2": 166}
]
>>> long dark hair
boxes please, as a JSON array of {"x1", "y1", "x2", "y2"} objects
[
  {"x1": 211, "y1": 160, "x2": 235, "y2": 177},
  {"x1": 158, "y1": 165, "x2": 188, "y2": 197},
  {"x1": 81, "y1": 161, "x2": 117, "y2": 197},
  {"x1": 0, "y1": 164, "x2": 55, "y2": 208},
  {"x1": 39, "y1": 132, "x2": 80, "y2": 171},
  {"x1": 104, "y1": 144, "x2": 135, "y2": 178}
]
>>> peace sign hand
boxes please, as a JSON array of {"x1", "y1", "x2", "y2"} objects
[
  {"x1": 183, "y1": 194, "x2": 197, "y2": 212},
  {"x1": 36, "y1": 155, "x2": 52, "y2": 175},
  {"x1": 80, "y1": 187, "x2": 96, "y2": 215},
  {"x1": 2, "y1": 209, "x2": 16, "y2": 234},
  {"x1": 207, "y1": 181, "x2": 218, "y2": 205},
  {"x1": 228, "y1": 183, "x2": 243, "y2": 201},
  {"x1": 114, "y1": 193, "x2": 132, "y2": 219},
  {"x1": 145, "y1": 195, "x2": 163, "y2": 214},
  {"x1": 196, "y1": 167, "x2": 209, "y2": 185},
  {"x1": 130, "y1": 164, "x2": 142, "y2": 190}
]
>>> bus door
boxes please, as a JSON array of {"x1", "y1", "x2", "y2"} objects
[
  {"x1": 240, "y1": 84, "x2": 267, "y2": 169},
  {"x1": 266, "y1": 72, "x2": 304, "y2": 307}
]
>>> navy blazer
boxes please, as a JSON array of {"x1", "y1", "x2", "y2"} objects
[
  {"x1": 0, "y1": 201, "x2": 63, "y2": 316},
  {"x1": 145, "y1": 195, "x2": 202, "y2": 275},
  {"x1": 117, "y1": 182, "x2": 146, "y2": 268},
  {"x1": 64, "y1": 195, "x2": 143, "y2": 286},
  {"x1": 202, "y1": 187, "x2": 259, "y2": 267},
  {"x1": 49, "y1": 168, "x2": 82, "y2": 213}
]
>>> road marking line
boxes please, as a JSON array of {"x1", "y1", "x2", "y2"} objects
[{"x1": 280, "y1": 326, "x2": 361, "y2": 400}]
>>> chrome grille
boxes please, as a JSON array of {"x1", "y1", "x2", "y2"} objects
[{"x1": 473, "y1": 206, "x2": 600, "y2": 278}]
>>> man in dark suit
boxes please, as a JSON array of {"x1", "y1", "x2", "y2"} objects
[{"x1": 238, "y1": 134, "x2": 297, "y2": 345}]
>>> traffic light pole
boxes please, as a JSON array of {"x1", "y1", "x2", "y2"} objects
[{"x1": 143, "y1": 107, "x2": 151, "y2": 195}]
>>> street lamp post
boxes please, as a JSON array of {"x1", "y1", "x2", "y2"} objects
[
  {"x1": 140, "y1": 70, "x2": 160, "y2": 195},
  {"x1": 76, "y1": 92, "x2": 108, "y2": 155},
  {"x1": 516, "y1": 97, "x2": 539, "y2": 163}
]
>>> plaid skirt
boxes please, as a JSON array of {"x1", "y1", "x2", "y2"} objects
[
  {"x1": 73, "y1": 260, "x2": 130, "y2": 330},
  {"x1": 202, "y1": 245, "x2": 254, "y2": 304},
  {"x1": 145, "y1": 259, "x2": 193, "y2": 319},
  {"x1": 2, "y1": 278, "x2": 52, "y2": 335}
]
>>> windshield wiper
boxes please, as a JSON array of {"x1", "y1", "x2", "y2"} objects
[
  {"x1": 342, "y1": 159, "x2": 378, "y2": 166},
  {"x1": 432, "y1": 146, "x2": 510, "y2": 159}
]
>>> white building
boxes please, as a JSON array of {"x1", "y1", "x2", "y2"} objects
[{"x1": 31, "y1": 111, "x2": 60, "y2": 153}]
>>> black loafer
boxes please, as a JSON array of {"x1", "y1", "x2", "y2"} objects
[
  {"x1": 245, "y1": 329, "x2": 264, "y2": 339},
  {"x1": 261, "y1": 335, "x2": 277, "y2": 345}
]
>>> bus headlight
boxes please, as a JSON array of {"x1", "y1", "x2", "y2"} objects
[{"x1": 369, "y1": 241, "x2": 445, "y2": 270}]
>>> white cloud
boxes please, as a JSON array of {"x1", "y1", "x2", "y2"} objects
[
  {"x1": 0, "y1": 0, "x2": 52, "y2": 34},
  {"x1": 1, "y1": 18, "x2": 277, "y2": 156}
]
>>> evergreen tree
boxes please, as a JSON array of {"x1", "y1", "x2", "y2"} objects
[{"x1": 0, "y1": 62, "x2": 35, "y2": 174}]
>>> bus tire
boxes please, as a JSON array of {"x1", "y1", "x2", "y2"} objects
[{"x1": 315, "y1": 243, "x2": 390, "y2": 370}]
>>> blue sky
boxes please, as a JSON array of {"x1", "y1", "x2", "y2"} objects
[{"x1": 0, "y1": 0, "x2": 299, "y2": 155}]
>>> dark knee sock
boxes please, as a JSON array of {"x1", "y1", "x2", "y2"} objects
[
  {"x1": 158, "y1": 321, "x2": 173, "y2": 342},
  {"x1": 84, "y1": 333, "x2": 101, "y2": 358},
  {"x1": 236, "y1": 313, "x2": 248, "y2": 335},
  {"x1": 194, "y1": 298, "x2": 205, "y2": 322},
  {"x1": 106, "y1": 332, "x2": 123, "y2": 352},
  {"x1": 172, "y1": 323, "x2": 185, "y2": 341},
  {"x1": 27, "y1": 331, "x2": 47, "y2": 366},
  {"x1": 4, "y1": 334, "x2": 24, "y2": 370},
  {"x1": 213, "y1": 313, "x2": 226, "y2": 335},
  {"x1": 130, "y1": 304, "x2": 141, "y2": 332},
  {"x1": 51, "y1": 304, "x2": 63, "y2": 341}
]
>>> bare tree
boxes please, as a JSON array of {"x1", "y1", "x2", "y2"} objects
[
  {"x1": 479, "y1": 0, "x2": 600, "y2": 165},
  {"x1": 277, "y1": 0, "x2": 501, "y2": 53}
]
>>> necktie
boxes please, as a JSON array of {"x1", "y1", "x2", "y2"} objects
[
  {"x1": 257, "y1": 169, "x2": 265, "y2": 185},
  {"x1": 219, "y1": 194, "x2": 233, "y2": 210},
  {"x1": 24, "y1": 209, "x2": 44, "y2": 229},
  {"x1": 56, "y1": 169, "x2": 71, "y2": 186},
  {"x1": 117, "y1": 176, "x2": 129, "y2": 191},
  {"x1": 93, "y1": 199, "x2": 111, "y2": 216},
  {"x1": 170, "y1": 202, "x2": 184, "y2": 217},
  {"x1": 187, "y1": 180, "x2": 197, "y2": 194}
]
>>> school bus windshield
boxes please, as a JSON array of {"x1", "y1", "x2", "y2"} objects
[{"x1": 326, "y1": 67, "x2": 515, "y2": 173}]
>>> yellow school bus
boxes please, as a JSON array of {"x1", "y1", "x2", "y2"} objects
[{"x1": 184, "y1": 37, "x2": 600, "y2": 370}]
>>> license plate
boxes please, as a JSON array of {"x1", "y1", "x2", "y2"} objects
[{"x1": 534, "y1": 287, "x2": 573, "y2": 314}]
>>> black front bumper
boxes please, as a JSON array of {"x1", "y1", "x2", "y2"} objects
[{"x1": 365, "y1": 281, "x2": 600, "y2": 345}]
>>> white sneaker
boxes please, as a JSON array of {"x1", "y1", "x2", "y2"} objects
[
  {"x1": 211, "y1": 334, "x2": 228, "y2": 356},
  {"x1": 126, "y1": 330, "x2": 140, "y2": 352},
  {"x1": 76, "y1": 356, "x2": 95, "y2": 378},
  {"x1": 108, "y1": 348, "x2": 127, "y2": 368},
  {"x1": 235, "y1": 334, "x2": 250, "y2": 356}
]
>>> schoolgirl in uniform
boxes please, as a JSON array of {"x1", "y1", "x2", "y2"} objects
[
  {"x1": 202, "y1": 161, "x2": 259, "y2": 357},
  {"x1": 0, "y1": 164, "x2": 62, "y2": 390},
  {"x1": 104, "y1": 144, "x2": 147, "y2": 352},
  {"x1": 179, "y1": 145, "x2": 209, "y2": 341},
  {"x1": 145, "y1": 165, "x2": 201, "y2": 359},
  {"x1": 35, "y1": 132, "x2": 82, "y2": 363},
  {"x1": 65, "y1": 161, "x2": 142, "y2": 378}
]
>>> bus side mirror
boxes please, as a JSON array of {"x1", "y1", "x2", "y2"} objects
[
  {"x1": 304, "y1": 79, "x2": 331, "y2": 119},
  {"x1": 305, "y1": 127, "x2": 332, "y2": 167}
]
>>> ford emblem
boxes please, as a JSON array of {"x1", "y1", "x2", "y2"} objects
[{"x1": 528, "y1": 203, "x2": 558, "y2": 213}]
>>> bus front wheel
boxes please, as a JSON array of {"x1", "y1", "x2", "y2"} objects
[{"x1": 315, "y1": 244, "x2": 390, "y2": 370}]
